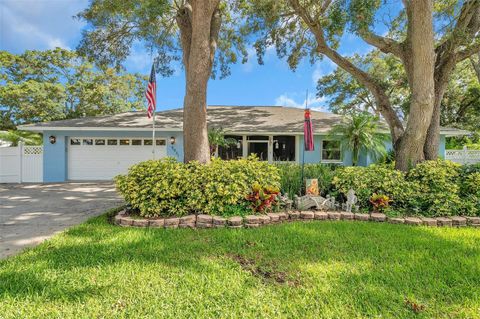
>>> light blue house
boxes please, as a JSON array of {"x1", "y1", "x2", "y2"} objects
[{"x1": 20, "y1": 106, "x2": 461, "y2": 182}]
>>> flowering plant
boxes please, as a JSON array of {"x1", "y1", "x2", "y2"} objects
[
  {"x1": 369, "y1": 193, "x2": 391, "y2": 213},
  {"x1": 245, "y1": 182, "x2": 280, "y2": 213}
]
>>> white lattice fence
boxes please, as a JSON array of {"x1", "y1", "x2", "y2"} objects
[
  {"x1": 0, "y1": 143, "x2": 43, "y2": 183},
  {"x1": 445, "y1": 148, "x2": 480, "y2": 165},
  {"x1": 22, "y1": 145, "x2": 43, "y2": 182}
]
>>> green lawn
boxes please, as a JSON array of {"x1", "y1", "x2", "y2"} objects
[{"x1": 1, "y1": 210, "x2": 480, "y2": 318}]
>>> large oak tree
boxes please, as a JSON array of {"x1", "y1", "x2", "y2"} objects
[
  {"x1": 77, "y1": 0, "x2": 247, "y2": 163},
  {"x1": 242, "y1": 0, "x2": 480, "y2": 170}
]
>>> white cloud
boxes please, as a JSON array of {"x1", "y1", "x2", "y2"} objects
[
  {"x1": 0, "y1": 0, "x2": 87, "y2": 52},
  {"x1": 1, "y1": 5, "x2": 70, "y2": 49},
  {"x1": 275, "y1": 93, "x2": 329, "y2": 112}
]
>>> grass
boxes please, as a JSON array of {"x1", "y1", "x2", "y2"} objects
[{"x1": 1, "y1": 209, "x2": 480, "y2": 318}]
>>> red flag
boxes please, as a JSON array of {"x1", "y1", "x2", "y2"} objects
[{"x1": 304, "y1": 109, "x2": 314, "y2": 151}]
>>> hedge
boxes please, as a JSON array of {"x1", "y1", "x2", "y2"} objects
[{"x1": 115, "y1": 157, "x2": 280, "y2": 218}]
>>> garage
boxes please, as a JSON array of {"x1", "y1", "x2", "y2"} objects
[{"x1": 68, "y1": 137, "x2": 167, "y2": 180}]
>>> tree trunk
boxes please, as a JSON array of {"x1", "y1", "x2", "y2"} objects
[
  {"x1": 424, "y1": 62, "x2": 454, "y2": 160},
  {"x1": 425, "y1": 2, "x2": 480, "y2": 160},
  {"x1": 176, "y1": 0, "x2": 221, "y2": 163},
  {"x1": 395, "y1": 0, "x2": 435, "y2": 171}
]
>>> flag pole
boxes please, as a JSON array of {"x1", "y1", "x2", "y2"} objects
[
  {"x1": 152, "y1": 61, "x2": 156, "y2": 160},
  {"x1": 152, "y1": 108, "x2": 156, "y2": 160},
  {"x1": 300, "y1": 89, "x2": 308, "y2": 195}
]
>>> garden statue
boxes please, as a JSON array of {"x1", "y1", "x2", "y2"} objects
[
  {"x1": 294, "y1": 194, "x2": 328, "y2": 210},
  {"x1": 322, "y1": 195, "x2": 337, "y2": 211},
  {"x1": 278, "y1": 193, "x2": 293, "y2": 211},
  {"x1": 345, "y1": 189, "x2": 357, "y2": 213}
]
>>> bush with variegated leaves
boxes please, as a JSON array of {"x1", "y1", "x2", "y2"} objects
[{"x1": 115, "y1": 156, "x2": 280, "y2": 217}]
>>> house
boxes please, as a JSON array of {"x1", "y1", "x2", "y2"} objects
[{"x1": 19, "y1": 106, "x2": 467, "y2": 182}]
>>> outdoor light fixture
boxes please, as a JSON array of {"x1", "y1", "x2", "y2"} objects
[
  {"x1": 49, "y1": 135, "x2": 56, "y2": 144},
  {"x1": 275, "y1": 141, "x2": 279, "y2": 149},
  {"x1": 170, "y1": 136, "x2": 176, "y2": 145},
  {"x1": 236, "y1": 141, "x2": 241, "y2": 149}
]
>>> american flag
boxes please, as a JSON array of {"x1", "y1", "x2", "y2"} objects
[{"x1": 145, "y1": 64, "x2": 156, "y2": 118}]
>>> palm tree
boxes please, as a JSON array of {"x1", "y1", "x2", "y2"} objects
[
  {"x1": 207, "y1": 128, "x2": 237, "y2": 157},
  {"x1": 0, "y1": 130, "x2": 42, "y2": 146},
  {"x1": 329, "y1": 113, "x2": 388, "y2": 166}
]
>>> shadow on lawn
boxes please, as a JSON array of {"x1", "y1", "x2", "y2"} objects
[{"x1": 1, "y1": 217, "x2": 479, "y2": 316}]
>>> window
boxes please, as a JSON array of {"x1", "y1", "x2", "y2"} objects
[
  {"x1": 132, "y1": 139, "x2": 142, "y2": 146},
  {"x1": 95, "y1": 139, "x2": 105, "y2": 145},
  {"x1": 247, "y1": 136, "x2": 269, "y2": 161},
  {"x1": 218, "y1": 135, "x2": 243, "y2": 160},
  {"x1": 156, "y1": 139, "x2": 166, "y2": 146},
  {"x1": 273, "y1": 136, "x2": 296, "y2": 162},
  {"x1": 70, "y1": 138, "x2": 81, "y2": 145},
  {"x1": 107, "y1": 139, "x2": 118, "y2": 145},
  {"x1": 144, "y1": 139, "x2": 153, "y2": 146},
  {"x1": 119, "y1": 139, "x2": 130, "y2": 146},
  {"x1": 82, "y1": 139, "x2": 93, "y2": 145},
  {"x1": 322, "y1": 140, "x2": 342, "y2": 162}
]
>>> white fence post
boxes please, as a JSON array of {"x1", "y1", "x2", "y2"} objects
[
  {"x1": 463, "y1": 145, "x2": 468, "y2": 165},
  {"x1": 18, "y1": 141, "x2": 24, "y2": 183}
]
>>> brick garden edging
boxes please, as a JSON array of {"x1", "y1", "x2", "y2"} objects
[{"x1": 115, "y1": 211, "x2": 480, "y2": 229}]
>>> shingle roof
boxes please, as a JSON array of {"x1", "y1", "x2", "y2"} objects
[{"x1": 19, "y1": 105, "x2": 468, "y2": 136}]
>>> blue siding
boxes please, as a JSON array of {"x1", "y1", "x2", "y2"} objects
[
  {"x1": 363, "y1": 136, "x2": 447, "y2": 165},
  {"x1": 42, "y1": 130, "x2": 449, "y2": 181},
  {"x1": 43, "y1": 130, "x2": 183, "y2": 182},
  {"x1": 43, "y1": 132, "x2": 68, "y2": 182},
  {"x1": 299, "y1": 135, "x2": 353, "y2": 166},
  {"x1": 439, "y1": 135, "x2": 446, "y2": 159}
]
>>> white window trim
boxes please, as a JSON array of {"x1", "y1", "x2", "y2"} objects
[
  {"x1": 232, "y1": 135, "x2": 299, "y2": 163},
  {"x1": 69, "y1": 137, "x2": 167, "y2": 146},
  {"x1": 320, "y1": 139, "x2": 343, "y2": 163}
]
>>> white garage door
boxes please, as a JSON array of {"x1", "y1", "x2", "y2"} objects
[{"x1": 68, "y1": 137, "x2": 167, "y2": 180}]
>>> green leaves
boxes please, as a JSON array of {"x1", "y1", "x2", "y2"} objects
[
  {"x1": 77, "y1": 0, "x2": 249, "y2": 79},
  {"x1": 0, "y1": 130, "x2": 42, "y2": 146},
  {"x1": 332, "y1": 159, "x2": 480, "y2": 217},
  {"x1": 115, "y1": 157, "x2": 280, "y2": 217},
  {"x1": 328, "y1": 112, "x2": 388, "y2": 166},
  {"x1": 0, "y1": 48, "x2": 147, "y2": 129}
]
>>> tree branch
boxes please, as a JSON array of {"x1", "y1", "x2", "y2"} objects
[
  {"x1": 209, "y1": 9, "x2": 221, "y2": 66},
  {"x1": 470, "y1": 52, "x2": 480, "y2": 81},
  {"x1": 287, "y1": 0, "x2": 405, "y2": 142},
  {"x1": 457, "y1": 41, "x2": 480, "y2": 62},
  {"x1": 359, "y1": 30, "x2": 404, "y2": 60},
  {"x1": 176, "y1": 2, "x2": 193, "y2": 72}
]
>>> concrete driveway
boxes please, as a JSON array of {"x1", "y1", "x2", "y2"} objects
[{"x1": 0, "y1": 182, "x2": 123, "y2": 259}]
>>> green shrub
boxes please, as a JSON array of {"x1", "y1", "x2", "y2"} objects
[
  {"x1": 115, "y1": 157, "x2": 280, "y2": 218},
  {"x1": 276, "y1": 163, "x2": 337, "y2": 198},
  {"x1": 406, "y1": 159, "x2": 462, "y2": 216},
  {"x1": 461, "y1": 172, "x2": 480, "y2": 196},
  {"x1": 331, "y1": 159, "x2": 472, "y2": 217},
  {"x1": 459, "y1": 172, "x2": 480, "y2": 216},
  {"x1": 221, "y1": 203, "x2": 253, "y2": 218},
  {"x1": 461, "y1": 163, "x2": 480, "y2": 176},
  {"x1": 332, "y1": 164, "x2": 409, "y2": 209},
  {"x1": 115, "y1": 158, "x2": 192, "y2": 217},
  {"x1": 187, "y1": 157, "x2": 280, "y2": 215}
]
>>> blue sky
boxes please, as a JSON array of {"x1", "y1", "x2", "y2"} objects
[{"x1": 0, "y1": 0, "x2": 382, "y2": 113}]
